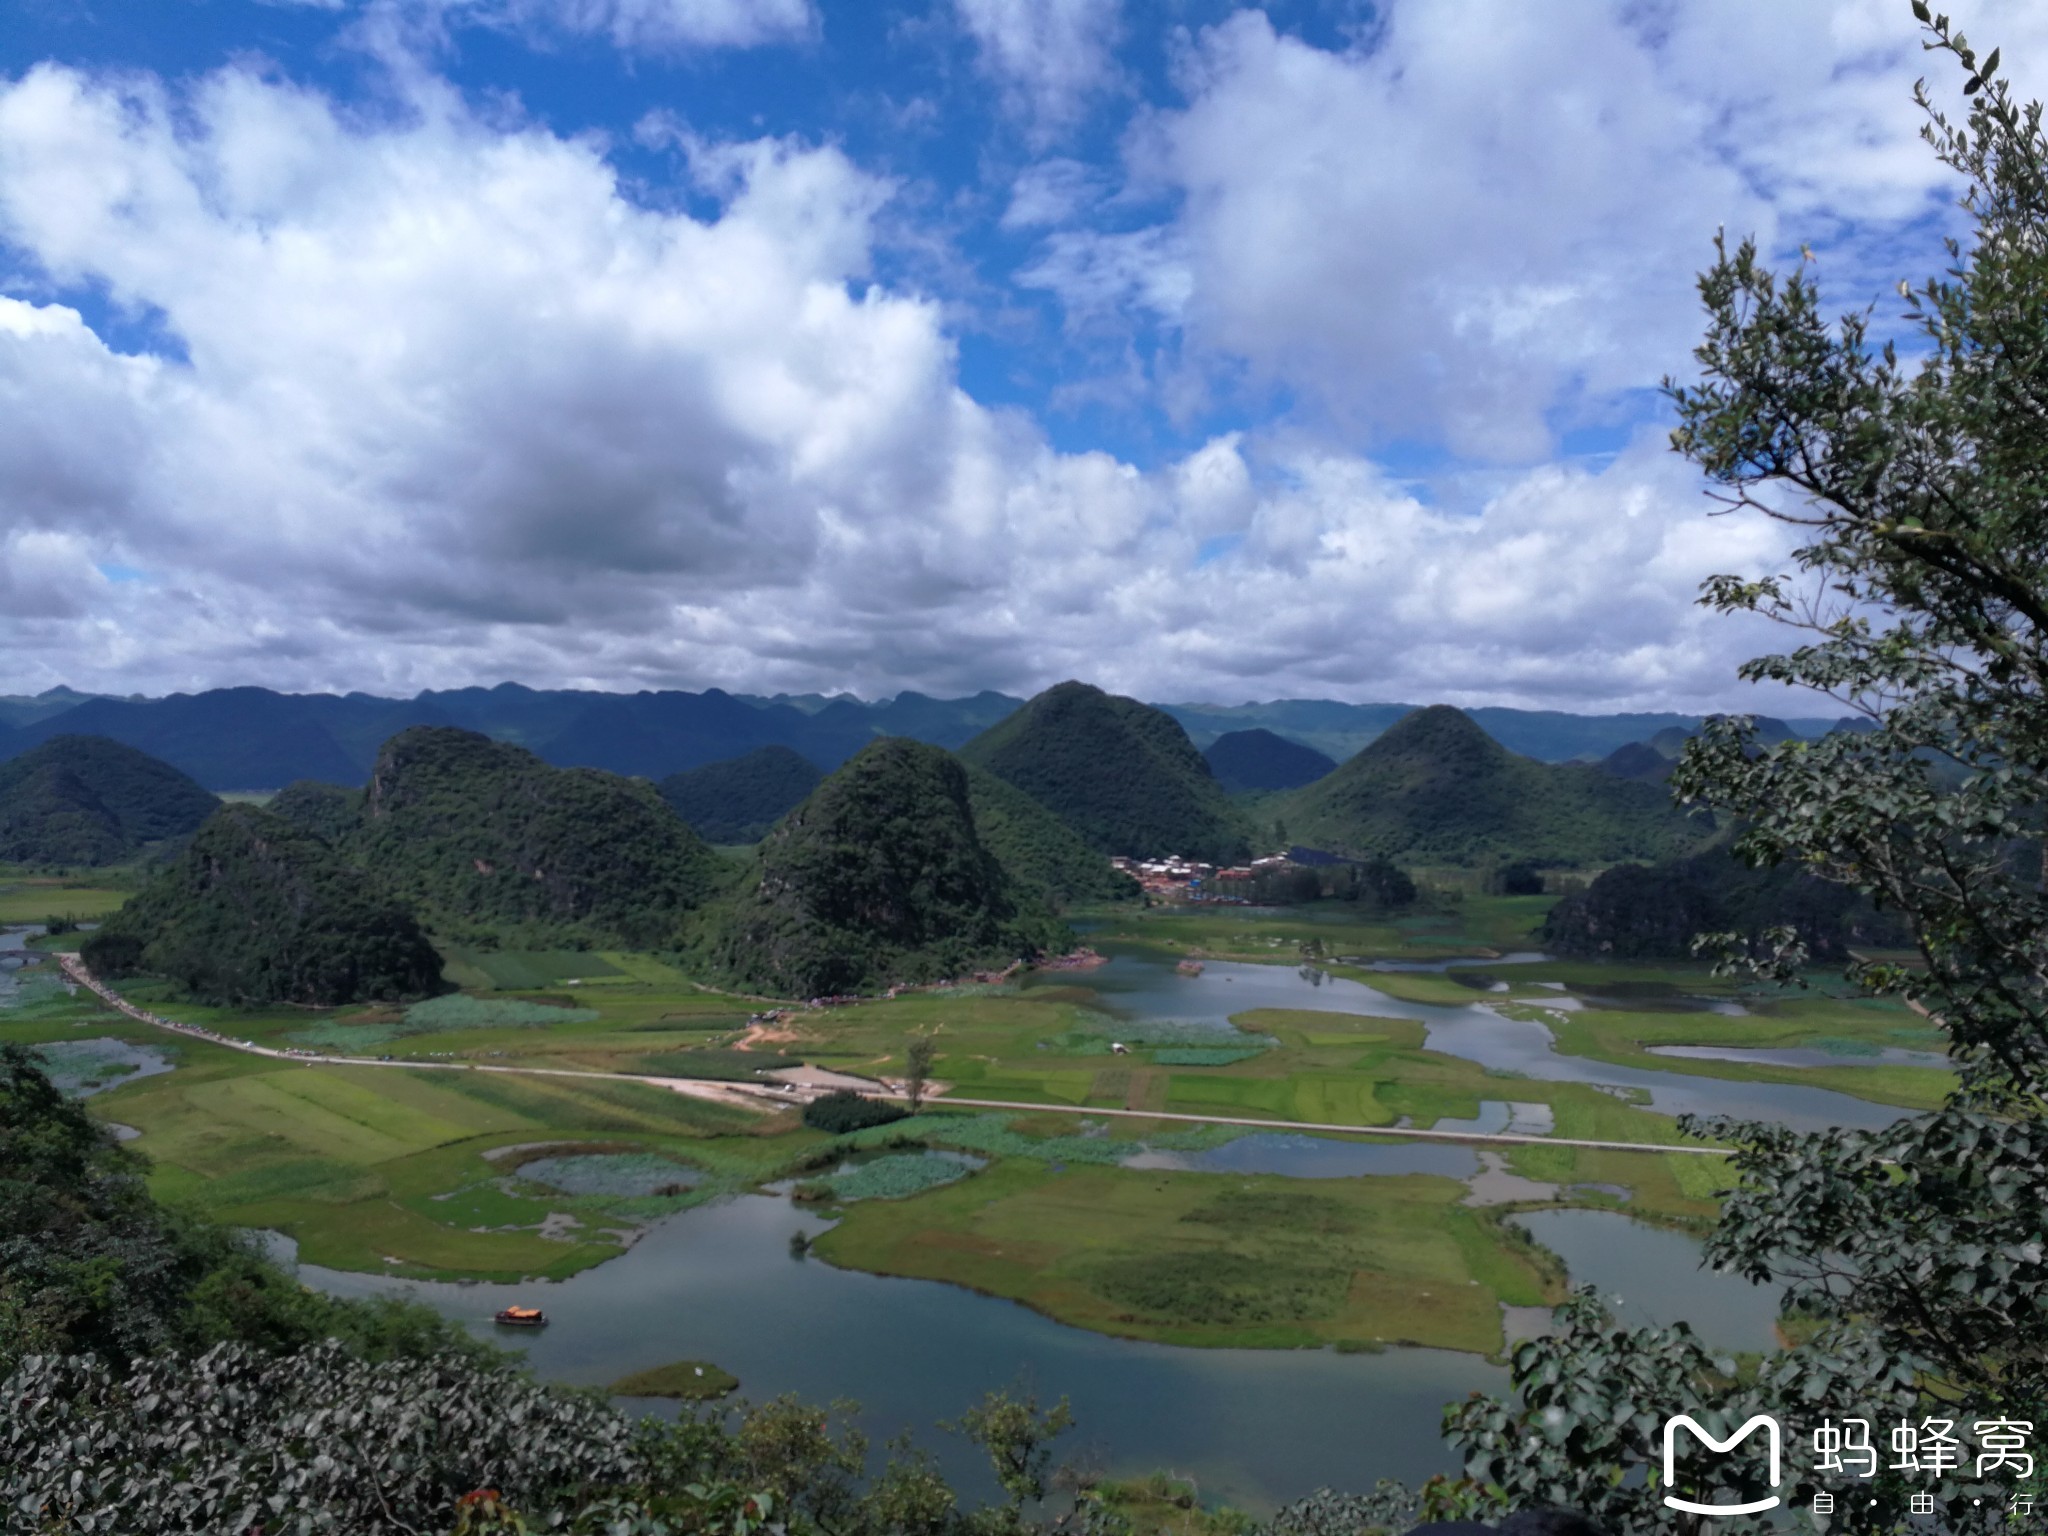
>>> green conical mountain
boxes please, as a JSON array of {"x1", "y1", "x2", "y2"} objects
[
  {"x1": 354, "y1": 727, "x2": 728, "y2": 946},
  {"x1": 958, "y1": 681, "x2": 1248, "y2": 862},
  {"x1": 658, "y1": 744, "x2": 823, "y2": 844},
  {"x1": 1203, "y1": 728, "x2": 1338, "y2": 794},
  {"x1": 1277, "y1": 705, "x2": 1713, "y2": 867},
  {"x1": 0, "y1": 735, "x2": 218, "y2": 866},
  {"x1": 695, "y1": 737, "x2": 1071, "y2": 997},
  {"x1": 82, "y1": 805, "x2": 443, "y2": 1006},
  {"x1": 963, "y1": 764, "x2": 1139, "y2": 907}
]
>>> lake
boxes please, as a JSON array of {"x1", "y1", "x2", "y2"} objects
[
  {"x1": 303, "y1": 945, "x2": 1880, "y2": 1510},
  {"x1": 1024, "y1": 945, "x2": 1914, "y2": 1133}
]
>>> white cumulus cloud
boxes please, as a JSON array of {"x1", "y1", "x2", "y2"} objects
[
  {"x1": 0, "y1": 55, "x2": 1804, "y2": 710},
  {"x1": 955, "y1": 0, "x2": 1123, "y2": 138}
]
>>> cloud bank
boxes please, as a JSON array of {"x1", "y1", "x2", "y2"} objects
[{"x1": 7, "y1": 1, "x2": 2039, "y2": 709}]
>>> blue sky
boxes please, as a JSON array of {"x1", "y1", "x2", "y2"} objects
[{"x1": 0, "y1": 0, "x2": 2035, "y2": 708}]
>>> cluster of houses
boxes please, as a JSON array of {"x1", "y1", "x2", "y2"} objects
[{"x1": 1110, "y1": 852, "x2": 1300, "y2": 902}]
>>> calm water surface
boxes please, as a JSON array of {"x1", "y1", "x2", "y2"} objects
[
  {"x1": 300, "y1": 944, "x2": 1899, "y2": 1505},
  {"x1": 306, "y1": 1194, "x2": 1503, "y2": 1511},
  {"x1": 1512, "y1": 1209, "x2": 1785, "y2": 1354},
  {"x1": 1024, "y1": 946, "x2": 1911, "y2": 1133}
]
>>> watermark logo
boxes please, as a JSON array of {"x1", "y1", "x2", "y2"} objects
[{"x1": 1662, "y1": 1414, "x2": 1783, "y2": 1517}]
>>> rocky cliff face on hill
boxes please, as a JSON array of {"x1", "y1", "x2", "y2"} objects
[
  {"x1": 695, "y1": 738, "x2": 1071, "y2": 997},
  {"x1": 0, "y1": 736, "x2": 218, "y2": 866},
  {"x1": 82, "y1": 805, "x2": 444, "y2": 1006},
  {"x1": 352, "y1": 727, "x2": 729, "y2": 946},
  {"x1": 1278, "y1": 705, "x2": 1714, "y2": 867},
  {"x1": 959, "y1": 681, "x2": 1249, "y2": 863}
]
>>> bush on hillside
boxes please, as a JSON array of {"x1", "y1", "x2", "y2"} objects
[{"x1": 801, "y1": 1089, "x2": 908, "y2": 1134}]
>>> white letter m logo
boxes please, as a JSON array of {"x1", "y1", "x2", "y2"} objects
[{"x1": 1662, "y1": 1414, "x2": 1782, "y2": 1516}]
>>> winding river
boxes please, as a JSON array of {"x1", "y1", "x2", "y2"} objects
[{"x1": 300, "y1": 945, "x2": 1896, "y2": 1509}]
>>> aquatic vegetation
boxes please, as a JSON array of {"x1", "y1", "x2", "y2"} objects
[
  {"x1": 1150, "y1": 1046, "x2": 1269, "y2": 1066},
  {"x1": 514, "y1": 1152, "x2": 702, "y2": 1198},
  {"x1": 402, "y1": 994, "x2": 600, "y2": 1031},
  {"x1": 825, "y1": 1152, "x2": 975, "y2": 1202},
  {"x1": 30, "y1": 1037, "x2": 169, "y2": 1097}
]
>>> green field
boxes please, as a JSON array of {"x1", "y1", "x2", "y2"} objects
[
  {"x1": 0, "y1": 871, "x2": 133, "y2": 923},
  {"x1": 813, "y1": 1157, "x2": 1560, "y2": 1353},
  {"x1": 0, "y1": 897, "x2": 1953, "y2": 1348}
]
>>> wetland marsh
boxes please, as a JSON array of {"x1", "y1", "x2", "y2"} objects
[{"x1": 2, "y1": 889, "x2": 1950, "y2": 1505}]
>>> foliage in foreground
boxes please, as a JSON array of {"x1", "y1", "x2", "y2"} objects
[
  {"x1": 1413, "y1": 15, "x2": 2048, "y2": 1534},
  {"x1": 0, "y1": 1044, "x2": 1161, "y2": 1536},
  {"x1": 0, "y1": 1043, "x2": 478, "y2": 1380}
]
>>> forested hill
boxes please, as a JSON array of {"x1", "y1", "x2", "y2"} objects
[
  {"x1": 1541, "y1": 844, "x2": 1912, "y2": 960},
  {"x1": 658, "y1": 745, "x2": 823, "y2": 844},
  {"x1": 959, "y1": 682, "x2": 1250, "y2": 863},
  {"x1": 352, "y1": 727, "x2": 730, "y2": 947},
  {"x1": 1203, "y1": 728, "x2": 1337, "y2": 793},
  {"x1": 694, "y1": 738, "x2": 1071, "y2": 998},
  {"x1": 1278, "y1": 704, "x2": 1715, "y2": 867},
  {"x1": 0, "y1": 735, "x2": 218, "y2": 865},
  {"x1": 962, "y1": 764, "x2": 1141, "y2": 908},
  {"x1": 81, "y1": 805, "x2": 444, "y2": 1006},
  {"x1": 266, "y1": 779, "x2": 363, "y2": 844}
]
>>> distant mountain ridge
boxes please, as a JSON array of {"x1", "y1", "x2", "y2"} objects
[{"x1": 0, "y1": 682, "x2": 1844, "y2": 791}]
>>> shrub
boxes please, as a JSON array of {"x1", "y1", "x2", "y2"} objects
[{"x1": 801, "y1": 1089, "x2": 907, "y2": 1134}]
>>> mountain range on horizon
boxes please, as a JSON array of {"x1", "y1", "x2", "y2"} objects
[{"x1": 0, "y1": 681, "x2": 1845, "y2": 793}]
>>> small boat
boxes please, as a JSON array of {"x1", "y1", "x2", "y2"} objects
[{"x1": 494, "y1": 1305, "x2": 548, "y2": 1328}]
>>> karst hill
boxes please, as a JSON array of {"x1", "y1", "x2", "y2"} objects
[
  {"x1": 696, "y1": 737, "x2": 1071, "y2": 998},
  {"x1": 658, "y1": 744, "x2": 824, "y2": 845},
  {"x1": 1202, "y1": 728, "x2": 1338, "y2": 794},
  {"x1": 1278, "y1": 704, "x2": 1714, "y2": 866},
  {"x1": 82, "y1": 805, "x2": 444, "y2": 1007},
  {"x1": 959, "y1": 681, "x2": 1249, "y2": 863},
  {"x1": 351, "y1": 727, "x2": 730, "y2": 946},
  {"x1": 0, "y1": 735, "x2": 218, "y2": 866}
]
